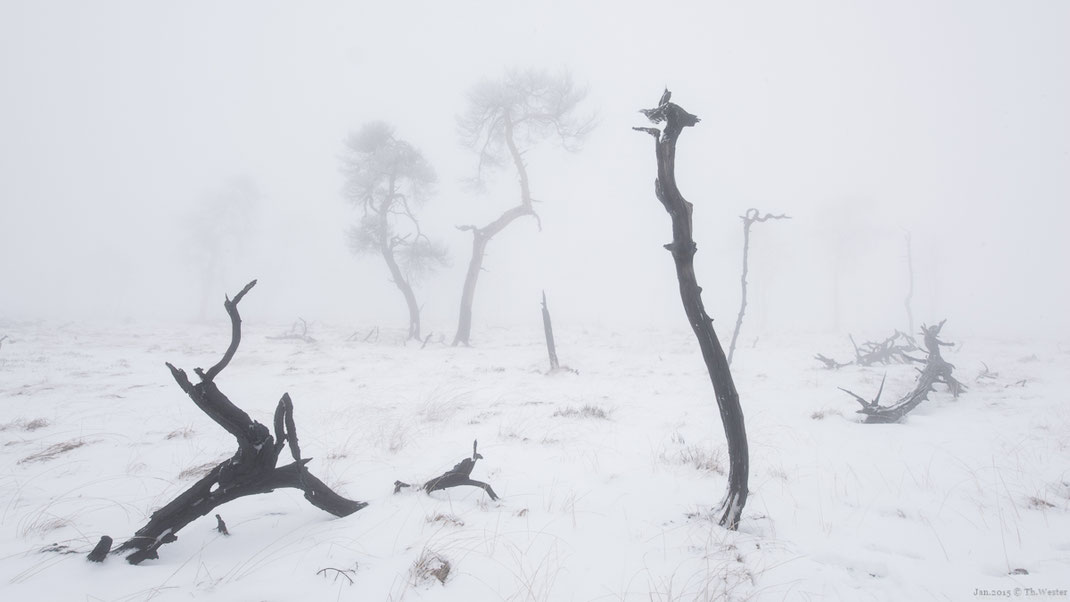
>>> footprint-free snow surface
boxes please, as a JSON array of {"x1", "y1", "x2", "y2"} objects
[{"x1": 1, "y1": 321, "x2": 1069, "y2": 600}]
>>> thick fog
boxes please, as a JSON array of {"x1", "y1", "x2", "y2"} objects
[{"x1": 2, "y1": 1, "x2": 1067, "y2": 340}]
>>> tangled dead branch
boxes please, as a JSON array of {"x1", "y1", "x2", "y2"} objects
[
  {"x1": 815, "y1": 330, "x2": 919, "y2": 369},
  {"x1": 840, "y1": 320, "x2": 966, "y2": 423}
]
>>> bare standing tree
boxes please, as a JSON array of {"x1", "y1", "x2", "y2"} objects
[
  {"x1": 634, "y1": 89, "x2": 749, "y2": 530},
  {"x1": 727, "y1": 208, "x2": 789, "y2": 365},
  {"x1": 341, "y1": 122, "x2": 448, "y2": 341},
  {"x1": 903, "y1": 231, "x2": 915, "y2": 335},
  {"x1": 452, "y1": 68, "x2": 594, "y2": 346}
]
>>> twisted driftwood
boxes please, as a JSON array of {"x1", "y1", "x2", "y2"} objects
[
  {"x1": 395, "y1": 440, "x2": 499, "y2": 500},
  {"x1": 634, "y1": 89, "x2": 749, "y2": 529},
  {"x1": 90, "y1": 281, "x2": 365, "y2": 564},
  {"x1": 840, "y1": 320, "x2": 966, "y2": 423}
]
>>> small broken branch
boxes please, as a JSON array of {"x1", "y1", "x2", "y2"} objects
[
  {"x1": 814, "y1": 354, "x2": 851, "y2": 370},
  {"x1": 976, "y1": 362, "x2": 999, "y2": 382},
  {"x1": 422, "y1": 440, "x2": 499, "y2": 501},
  {"x1": 215, "y1": 514, "x2": 229, "y2": 536},
  {"x1": 269, "y1": 318, "x2": 317, "y2": 343},
  {"x1": 87, "y1": 535, "x2": 112, "y2": 563}
]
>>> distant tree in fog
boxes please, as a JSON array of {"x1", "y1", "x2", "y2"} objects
[
  {"x1": 451, "y1": 68, "x2": 595, "y2": 346},
  {"x1": 341, "y1": 121, "x2": 448, "y2": 340},
  {"x1": 183, "y1": 177, "x2": 261, "y2": 320}
]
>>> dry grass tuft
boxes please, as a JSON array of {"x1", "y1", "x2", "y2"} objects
[
  {"x1": 18, "y1": 439, "x2": 87, "y2": 464},
  {"x1": 1027, "y1": 495, "x2": 1056, "y2": 509},
  {"x1": 410, "y1": 549, "x2": 451, "y2": 586},
  {"x1": 669, "y1": 445, "x2": 725, "y2": 475},
  {"x1": 1, "y1": 418, "x2": 50, "y2": 432},
  {"x1": 165, "y1": 426, "x2": 195, "y2": 440},
  {"x1": 426, "y1": 513, "x2": 465, "y2": 527},
  {"x1": 552, "y1": 404, "x2": 610, "y2": 420},
  {"x1": 177, "y1": 461, "x2": 219, "y2": 480}
]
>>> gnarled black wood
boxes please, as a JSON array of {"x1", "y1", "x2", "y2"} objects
[
  {"x1": 96, "y1": 281, "x2": 366, "y2": 565},
  {"x1": 87, "y1": 535, "x2": 111, "y2": 562},
  {"x1": 634, "y1": 90, "x2": 749, "y2": 529},
  {"x1": 841, "y1": 320, "x2": 965, "y2": 423},
  {"x1": 422, "y1": 440, "x2": 499, "y2": 501}
]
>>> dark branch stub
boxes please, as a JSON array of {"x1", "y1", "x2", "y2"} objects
[
  {"x1": 91, "y1": 281, "x2": 366, "y2": 565},
  {"x1": 215, "y1": 514, "x2": 230, "y2": 536},
  {"x1": 634, "y1": 89, "x2": 749, "y2": 529},
  {"x1": 86, "y1": 535, "x2": 112, "y2": 563},
  {"x1": 840, "y1": 320, "x2": 966, "y2": 423},
  {"x1": 422, "y1": 440, "x2": 499, "y2": 501}
]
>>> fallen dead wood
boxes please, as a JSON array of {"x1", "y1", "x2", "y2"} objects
[
  {"x1": 814, "y1": 354, "x2": 851, "y2": 370},
  {"x1": 91, "y1": 280, "x2": 365, "y2": 565},
  {"x1": 268, "y1": 317, "x2": 316, "y2": 343},
  {"x1": 394, "y1": 440, "x2": 498, "y2": 501},
  {"x1": 840, "y1": 320, "x2": 965, "y2": 423},
  {"x1": 815, "y1": 329, "x2": 919, "y2": 369}
]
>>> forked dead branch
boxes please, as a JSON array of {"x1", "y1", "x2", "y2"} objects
[
  {"x1": 840, "y1": 320, "x2": 966, "y2": 423},
  {"x1": 634, "y1": 89, "x2": 749, "y2": 529},
  {"x1": 89, "y1": 280, "x2": 366, "y2": 564}
]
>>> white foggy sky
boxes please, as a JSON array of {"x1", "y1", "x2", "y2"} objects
[{"x1": 1, "y1": 1, "x2": 1067, "y2": 340}]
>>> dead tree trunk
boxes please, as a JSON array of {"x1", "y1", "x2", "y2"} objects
[
  {"x1": 727, "y1": 208, "x2": 789, "y2": 365},
  {"x1": 840, "y1": 320, "x2": 965, "y2": 423},
  {"x1": 381, "y1": 230, "x2": 422, "y2": 341},
  {"x1": 541, "y1": 291, "x2": 560, "y2": 371},
  {"x1": 452, "y1": 116, "x2": 540, "y2": 347},
  {"x1": 634, "y1": 89, "x2": 749, "y2": 529},
  {"x1": 94, "y1": 281, "x2": 366, "y2": 565},
  {"x1": 904, "y1": 231, "x2": 915, "y2": 335}
]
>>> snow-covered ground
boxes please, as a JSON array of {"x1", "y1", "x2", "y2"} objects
[{"x1": 1, "y1": 317, "x2": 1068, "y2": 601}]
